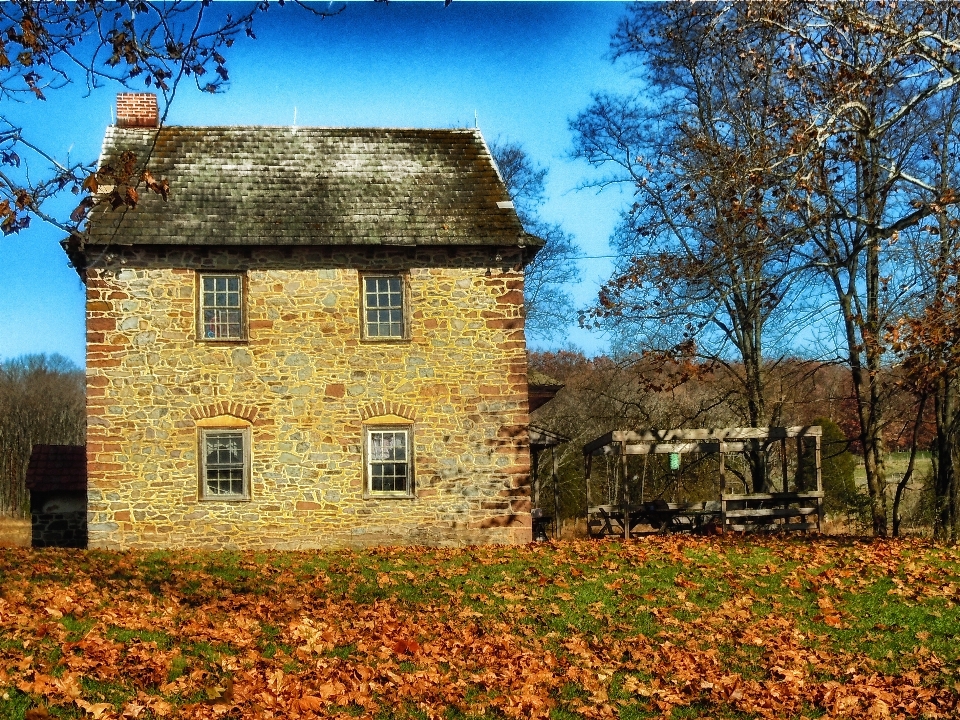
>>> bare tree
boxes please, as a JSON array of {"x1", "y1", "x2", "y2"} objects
[
  {"x1": 570, "y1": 3, "x2": 806, "y2": 491},
  {"x1": 887, "y1": 85, "x2": 960, "y2": 540},
  {"x1": 758, "y1": 1, "x2": 960, "y2": 535},
  {"x1": 889, "y1": 86, "x2": 960, "y2": 539},
  {"x1": 490, "y1": 140, "x2": 580, "y2": 341}
]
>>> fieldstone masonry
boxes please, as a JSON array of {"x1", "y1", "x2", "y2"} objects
[{"x1": 85, "y1": 246, "x2": 532, "y2": 549}]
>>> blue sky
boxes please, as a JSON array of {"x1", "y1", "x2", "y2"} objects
[{"x1": 0, "y1": 1, "x2": 633, "y2": 368}]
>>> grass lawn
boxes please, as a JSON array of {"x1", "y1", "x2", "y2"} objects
[{"x1": 0, "y1": 536, "x2": 958, "y2": 719}]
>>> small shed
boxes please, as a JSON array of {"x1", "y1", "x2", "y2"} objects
[
  {"x1": 583, "y1": 427, "x2": 823, "y2": 537},
  {"x1": 25, "y1": 445, "x2": 88, "y2": 548}
]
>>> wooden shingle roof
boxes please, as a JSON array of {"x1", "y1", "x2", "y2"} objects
[{"x1": 86, "y1": 126, "x2": 539, "y2": 250}]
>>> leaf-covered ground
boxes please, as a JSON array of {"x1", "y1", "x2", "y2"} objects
[{"x1": 0, "y1": 537, "x2": 958, "y2": 719}]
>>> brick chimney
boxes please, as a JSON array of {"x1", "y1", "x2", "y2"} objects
[{"x1": 116, "y1": 93, "x2": 159, "y2": 128}]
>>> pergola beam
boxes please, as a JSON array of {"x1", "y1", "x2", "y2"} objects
[
  {"x1": 583, "y1": 426, "x2": 822, "y2": 456},
  {"x1": 592, "y1": 440, "x2": 767, "y2": 456}
]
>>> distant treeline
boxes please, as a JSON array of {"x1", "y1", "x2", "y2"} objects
[{"x1": 0, "y1": 355, "x2": 85, "y2": 517}]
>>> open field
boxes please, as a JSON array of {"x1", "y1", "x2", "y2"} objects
[
  {"x1": 1, "y1": 537, "x2": 958, "y2": 719},
  {"x1": 854, "y1": 452, "x2": 933, "y2": 489},
  {"x1": 0, "y1": 517, "x2": 30, "y2": 547}
]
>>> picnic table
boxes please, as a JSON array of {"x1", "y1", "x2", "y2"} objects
[{"x1": 588, "y1": 500, "x2": 720, "y2": 538}]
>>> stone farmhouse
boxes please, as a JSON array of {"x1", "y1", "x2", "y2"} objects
[{"x1": 65, "y1": 93, "x2": 543, "y2": 549}]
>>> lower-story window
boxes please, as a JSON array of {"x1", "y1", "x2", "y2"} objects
[
  {"x1": 366, "y1": 427, "x2": 413, "y2": 496},
  {"x1": 200, "y1": 428, "x2": 250, "y2": 500}
]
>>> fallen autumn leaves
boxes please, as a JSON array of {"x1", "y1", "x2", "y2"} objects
[{"x1": 0, "y1": 536, "x2": 958, "y2": 719}]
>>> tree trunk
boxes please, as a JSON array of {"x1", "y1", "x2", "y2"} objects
[
  {"x1": 892, "y1": 393, "x2": 926, "y2": 537},
  {"x1": 741, "y1": 305, "x2": 769, "y2": 493},
  {"x1": 934, "y1": 380, "x2": 959, "y2": 541},
  {"x1": 839, "y1": 275, "x2": 889, "y2": 536},
  {"x1": 862, "y1": 420, "x2": 889, "y2": 536}
]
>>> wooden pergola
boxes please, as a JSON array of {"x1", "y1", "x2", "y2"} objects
[{"x1": 583, "y1": 426, "x2": 823, "y2": 538}]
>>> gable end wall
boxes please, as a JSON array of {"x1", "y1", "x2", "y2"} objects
[{"x1": 85, "y1": 246, "x2": 531, "y2": 549}]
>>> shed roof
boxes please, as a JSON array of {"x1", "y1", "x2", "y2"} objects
[
  {"x1": 528, "y1": 370, "x2": 564, "y2": 413},
  {"x1": 85, "y1": 126, "x2": 539, "y2": 250},
  {"x1": 25, "y1": 445, "x2": 87, "y2": 493}
]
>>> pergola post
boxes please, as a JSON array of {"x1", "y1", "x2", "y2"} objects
[
  {"x1": 531, "y1": 446, "x2": 541, "y2": 509},
  {"x1": 584, "y1": 452, "x2": 592, "y2": 526},
  {"x1": 621, "y1": 440, "x2": 630, "y2": 540},
  {"x1": 815, "y1": 432, "x2": 823, "y2": 531},
  {"x1": 796, "y1": 435, "x2": 804, "y2": 490},
  {"x1": 719, "y1": 442, "x2": 727, "y2": 531},
  {"x1": 781, "y1": 438, "x2": 789, "y2": 493},
  {"x1": 552, "y1": 447, "x2": 560, "y2": 539}
]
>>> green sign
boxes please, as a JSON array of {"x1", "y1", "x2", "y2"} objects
[{"x1": 669, "y1": 453, "x2": 680, "y2": 471}]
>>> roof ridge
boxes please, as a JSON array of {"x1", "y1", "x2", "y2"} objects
[{"x1": 107, "y1": 125, "x2": 482, "y2": 132}]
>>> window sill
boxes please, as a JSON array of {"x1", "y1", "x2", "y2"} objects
[
  {"x1": 199, "y1": 495, "x2": 252, "y2": 503},
  {"x1": 360, "y1": 337, "x2": 411, "y2": 344},
  {"x1": 363, "y1": 492, "x2": 417, "y2": 500}
]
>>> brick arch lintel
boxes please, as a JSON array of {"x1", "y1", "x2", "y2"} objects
[
  {"x1": 191, "y1": 401, "x2": 259, "y2": 425},
  {"x1": 358, "y1": 401, "x2": 417, "y2": 422}
]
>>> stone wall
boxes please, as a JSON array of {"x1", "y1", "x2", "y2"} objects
[{"x1": 85, "y1": 245, "x2": 532, "y2": 549}]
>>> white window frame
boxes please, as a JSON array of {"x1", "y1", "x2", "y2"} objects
[
  {"x1": 198, "y1": 273, "x2": 246, "y2": 341},
  {"x1": 364, "y1": 426, "x2": 414, "y2": 498},
  {"x1": 361, "y1": 274, "x2": 408, "y2": 340},
  {"x1": 199, "y1": 427, "x2": 251, "y2": 501}
]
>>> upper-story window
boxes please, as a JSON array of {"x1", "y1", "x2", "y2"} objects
[
  {"x1": 362, "y1": 274, "x2": 406, "y2": 340},
  {"x1": 199, "y1": 274, "x2": 245, "y2": 340}
]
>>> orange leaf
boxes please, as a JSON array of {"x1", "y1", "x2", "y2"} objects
[{"x1": 297, "y1": 695, "x2": 324, "y2": 711}]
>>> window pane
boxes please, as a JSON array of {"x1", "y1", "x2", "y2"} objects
[
  {"x1": 364, "y1": 276, "x2": 404, "y2": 339},
  {"x1": 205, "y1": 432, "x2": 246, "y2": 497},
  {"x1": 372, "y1": 462, "x2": 407, "y2": 493},
  {"x1": 201, "y1": 275, "x2": 243, "y2": 339},
  {"x1": 369, "y1": 430, "x2": 409, "y2": 493}
]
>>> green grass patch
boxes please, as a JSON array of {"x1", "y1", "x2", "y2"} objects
[
  {"x1": 106, "y1": 627, "x2": 175, "y2": 649},
  {"x1": 78, "y1": 676, "x2": 135, "y2": 709},
  {"x1": 59, "y1": 614, "x2": 96, "y2": 642}
]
